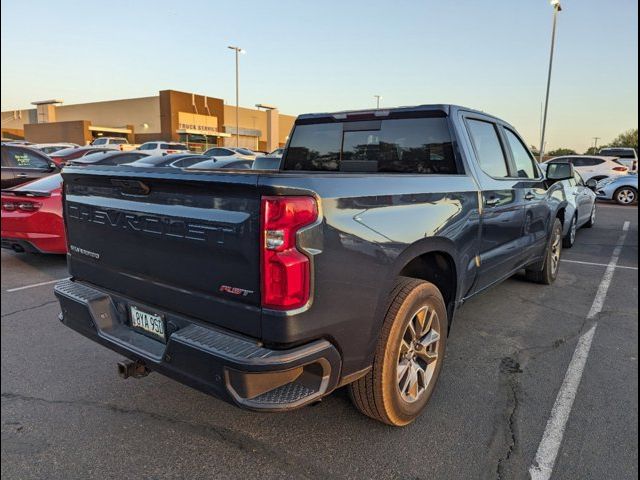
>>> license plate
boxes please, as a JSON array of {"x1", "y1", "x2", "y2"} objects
[{"x1": 130, "y1": 306, "x2": 166, "y2": 341}]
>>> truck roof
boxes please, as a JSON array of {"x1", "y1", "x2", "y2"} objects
[{"x1": 296, "y1": 104, "x2": 502, "y2": 122}]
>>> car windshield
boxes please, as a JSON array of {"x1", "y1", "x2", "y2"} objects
[
  {"x1": 233, "y1": 148, "x2": 255, "y2": 155},
  {"x1": 12, "y1": 174, "x2": 63, "y2": 192},
  {"x1": 51, "y1": 147, "x2": 81, "y2": 157}
]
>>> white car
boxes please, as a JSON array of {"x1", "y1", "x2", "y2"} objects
[
  {"x1": 89, "y1": 137, "x2": 135, "y2": 150},
  {"x1": 265, "y1": 147, "x2": 285, "y2": 158},
  {"x1": 31, "y1": 143, "x2": 79, "y2": 155},
  {"x1": 544, "y1": 155, "x2": 628, "y2": 182},
  {"x1": 599, "y1": 147, "x2": 638, "y2": 171},
  {"x1": 202, "y1": 147, "x2": 256, "y2": 161},
  {"x1": 136, "y1": 141, "x2": 190, "y2": 156}
]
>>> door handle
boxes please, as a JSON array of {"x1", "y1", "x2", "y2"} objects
[
  {"x1": 485, "y1": 197, "x2": 500, "y2": 206},
  {"x1": 16, "y1": 173, "x2": 28, "y2": 178},
  {"x1": 524, "y1": 192, "x2": 535, "y2": 201}
]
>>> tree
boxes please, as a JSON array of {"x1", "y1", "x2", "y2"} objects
[
  {"x1": 609, "y1": 128, "x2": 638, "y2": 150},
  {"x1": 547, "y1": 147, "x2": 577, "y2": 156},
  {"x1": 583, "y1": 128, "x2": 638, "y2": 154}
]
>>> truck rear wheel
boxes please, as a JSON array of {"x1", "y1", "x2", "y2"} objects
[{"x1": 348, "y1": 277, "x2": 447, "y2": 426}]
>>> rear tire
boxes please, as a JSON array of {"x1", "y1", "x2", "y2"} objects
[
  {"x1": 613, "y1": 186, "x2": 637, "y2": 205},
  {"x1": 526, "y1": 218, "x2": 562, "y2": 285},
  {"x1": 348, "y1": 277, "x2": 448, "y2": 426},
  {"x1": 562, "y1": 215, "x2": 577, "y2": 248}
]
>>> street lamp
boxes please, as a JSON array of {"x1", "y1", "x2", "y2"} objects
[
  {"x1": 374, "y1": 95, "x2": 382, "y2": 109},
  {"x1": 538, "y1": 0, "x2": 562, "y2": 162},
  {"x1": 228, "y1": 45, "x2": 245, "y2": 147}
]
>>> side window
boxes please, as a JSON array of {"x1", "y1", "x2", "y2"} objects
[
  {"x1": 504, "y1": 128, "x2": 537, "y2": 179},
  {"x1": 217, "y1": 149, "x2": 233, "y2": 156},
  {"x1": 6, "y1": 147, "x2": 49, "y2": 169},
  {"x1": 590, "y1": 158, "x2": 604, "y2": 165},
  {"x1": 112, "y1": 138, "x2": 126, "y2": 145},
  {"x1": 572, "y1": 158, "x2": 588, "y2": 167},
  {"x1": 93, "y1": 138, "x2": 107, "y2": 145},
  {"x1": 466, "y1": 119, "x2": 509, "y2": 178}
]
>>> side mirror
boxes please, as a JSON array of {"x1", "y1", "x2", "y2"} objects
[
  {"x1": 546, "y1": 162, "x2": 574, "y2": 181},
  {"x1": 48, "y1": 162, "x2": 58, "y2": 171},
  {"x1": 585, "y1": 178, "x2": 598, "y2": 191}
]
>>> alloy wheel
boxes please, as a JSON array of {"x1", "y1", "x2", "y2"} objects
[
  {"x1": 570, "y1": 217, "x2": 577, "y2": 244},
  {"x1": 617, "y1": 188, "x2": 636, "y2": 205},
  {"x1": 396, "y1": 306, "x2": 441, "y2": 403}
]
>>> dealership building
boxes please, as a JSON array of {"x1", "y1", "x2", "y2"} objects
[{"x1": 1, "y1": 89, "x2": 296, "y2": 152}]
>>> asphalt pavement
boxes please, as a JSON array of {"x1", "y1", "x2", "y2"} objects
[{"x1": 1, "y1": 202, "x2": 637, "y2": 480}]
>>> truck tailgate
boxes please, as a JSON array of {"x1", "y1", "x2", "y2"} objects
[{"x1": 62, "y1": 167, "x2": 262, "y2": 337}]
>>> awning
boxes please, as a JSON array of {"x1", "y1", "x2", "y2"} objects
[{"x1": 89, "y1": 126, "x2": 132, "y2": 134}]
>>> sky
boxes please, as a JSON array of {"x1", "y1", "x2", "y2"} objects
[{"x1": 1, "y1": 0, "x2": 637, "y2": 153}]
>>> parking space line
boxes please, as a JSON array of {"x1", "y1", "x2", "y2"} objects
[
  {"x1": 6, "y1": 278, "x2": 67, "y2": 293},
  {"x1": 561, "y1": 259, "x2": 638, "y2": 270},
  {"x1": 529, "y1": 221, "x2": 630, "y2": 480}
]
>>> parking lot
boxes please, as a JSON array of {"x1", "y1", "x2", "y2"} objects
[{"x1": 1, "y1": 202, "x2": 637, "y2": 479}]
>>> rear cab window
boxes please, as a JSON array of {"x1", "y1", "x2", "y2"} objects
[{"x1": 283, "y1": 116, "x2": 459, "y2": 174}]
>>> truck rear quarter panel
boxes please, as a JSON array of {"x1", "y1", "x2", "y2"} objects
[{"x1": 258, "y1": 173, "x2": 481, "y2": 375}]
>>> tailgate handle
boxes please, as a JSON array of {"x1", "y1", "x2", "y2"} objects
[{"x1": 110, "y1": 179, "x2": 150, "y2": 196}]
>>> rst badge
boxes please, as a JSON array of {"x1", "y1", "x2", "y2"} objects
[{"x1": 219, "y1": 285, "x2": 254, "y2": 297}]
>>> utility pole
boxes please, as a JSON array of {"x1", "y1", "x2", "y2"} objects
[
  {"x1": 593, "y1": 137, "x2": 600, "y2": 153},
  {"x1": 228, "y1": 46, "x2": 245, "y2": 147},
  {"x1": 539, "y1": 0, "x2": 562, "y2": 162},
  {"x1": 374, "y1": 95, "x2": 382, "y2": 109}
]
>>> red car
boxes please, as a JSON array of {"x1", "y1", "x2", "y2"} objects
[
  {"x1": 49, "y1": 146, "x2": 111, "y2": 167},
  {"x1": 1, "y1": 174, "x2": 66, "y2": 254}
]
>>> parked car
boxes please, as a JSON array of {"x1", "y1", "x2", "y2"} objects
[
  {"x1": 67, "y1": 151, "x2": 150, "y2": 167},
  {"x1": 265, "y1": 147, "x2": 285, "y2": 158},
  {"x1": 595, "y1": 173, "x2": 638, "y2": 205},
  {"x1": 124, "y1": 153, "x2": 209, "y2": 169},
  {"x1": 203, "y1": 147, "x2": 256, "y2": 160},
  {"x1": 90, "y1": 137, "x2": 137, "y2": 151},
  {"x1": 55, "y1": 104, "x2": 570, "y2": 426},
  {"x1": 1, "y1": 144, "x2": 59, "y2": 189},
  {"x1": 544, "y1": 155, "x2": 628, "y2": 182},
  {"x1": 49, "y1": 146, "x2": 112, "y2": 167},
  {"x1": 1, "y1": 173, "x2": 65, "y2": 254},
  {"x1": 598, "y1": 147, "x2": 638, "y2": 171},
  {"x1": 542, "y1": 162, "x2": 597, "y2": 247},
  {"x1": 1, "y1": 139, "x2": 33, "y2": 146},
  {"x1": 136, "y1": 142, "x2": 189, "y2": 156},
  {"x1": 187, "y1": 158, "x2": 254, "y2": 170},
  {"x1": 251, "y1": 156, "x2": 281, "y2": 170},
  {"x1": 32, "y1": 143, "x2": 79, "y2": 155}
]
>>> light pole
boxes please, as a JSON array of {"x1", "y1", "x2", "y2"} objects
[
  {"x1": 593, "y1": 137, "x2": 600, "y2": 152},
  {"x1": 538, "y1": 0, "x2": 562, "y2": 162},
  {"x1": 228, "y1": 45, "x2": 245, "y2": 147},
  {"x1": 374, "y1": 95, "x2": 382, "y2": 109}
]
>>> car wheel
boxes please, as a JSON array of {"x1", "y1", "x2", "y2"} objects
[
  {"x1": 614, "y1": 187, "x2": 637, "y2": 205},
  {"x1": 563, "y1": 215, "x2": 577, "y2": 248},
  {"x1": 584, "y1": 204, "x2": 596, "y2": 228},
  {"x1": 348, "y1": 277, "x2": 447, "y2": 426},
  {"x1": 526, "y1": 218, "x2": 562, "y2": 285}
]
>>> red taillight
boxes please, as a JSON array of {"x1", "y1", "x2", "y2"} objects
[
  {"x1": 613, "y1": 166, "x2": 628, "y2": 172},
  {"x1": 1, "y1": 199, "x2": 42, "y2": 212},
  {"x1": 261, "y1": 196, "x2": 318, "y2": 310}
]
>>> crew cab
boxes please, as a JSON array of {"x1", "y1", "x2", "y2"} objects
[
  {"x1": 89, "y1": 137, "x2": 137, "y2": 151},
  {"x1": 54, "y1": 105, "x2": 569, "y2": 426}
]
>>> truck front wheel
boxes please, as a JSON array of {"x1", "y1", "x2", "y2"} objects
[{"x1": 348, "y1": 277, "x2": 448, "y2": 426}]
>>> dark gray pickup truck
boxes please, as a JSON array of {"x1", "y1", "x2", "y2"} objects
[{"x1": 55, "y1": 105, "x2": 575, "y2": 426}]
